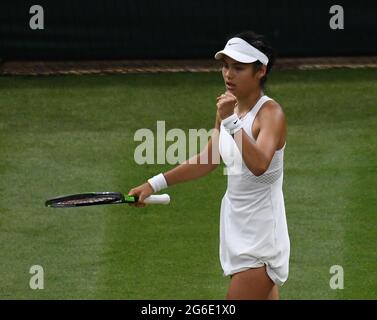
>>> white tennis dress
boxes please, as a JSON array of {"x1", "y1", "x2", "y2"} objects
[{"x1": 218, "y1": 95, "x2": 290, "y2": 286}]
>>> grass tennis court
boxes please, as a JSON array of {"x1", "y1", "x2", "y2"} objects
[{"x1": 0, "y1": 69, "x2": 376, "y2": 299}]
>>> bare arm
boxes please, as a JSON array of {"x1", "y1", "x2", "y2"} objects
[{"x1": 232, "y1": 101, "x2": 286, "y2": 176}]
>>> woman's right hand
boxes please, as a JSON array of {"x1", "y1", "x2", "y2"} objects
[{"x1": 127, "y1": 182, "x2": 154, "y2": 208}]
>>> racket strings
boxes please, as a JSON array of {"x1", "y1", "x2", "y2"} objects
[
  {"x1": 47, "y1": 193, "x2": 124, "y2": 207},
  {"x1": 57, "y1": 196, "x2": 116, "y2": 206},
  {"x1": 45, "y1": 192, "x2": 141, "y2": 208}
]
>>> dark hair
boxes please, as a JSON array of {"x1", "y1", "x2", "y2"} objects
[{"x1": 229, "y1": 31, "x2": 276, "y2": 89}]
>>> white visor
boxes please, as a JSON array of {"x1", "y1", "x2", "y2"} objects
[{"x1": 214, "y1": 37, "x2": 269, "y2": 65}]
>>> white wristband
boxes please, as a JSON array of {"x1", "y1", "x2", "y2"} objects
[
  {"x1": 147, "y1": 173, "x2": 168, "y2": 193},
  {"x1": 221, "y1": 114, "x2": 243, "y2": 135}
]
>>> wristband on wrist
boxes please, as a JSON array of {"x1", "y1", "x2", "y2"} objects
[
  {"x1": 221, "y1": 113, "x2": 243, "y2": 135},
  {"x1": 147, "y1": 173, "x2": 168, "y2": 192}
]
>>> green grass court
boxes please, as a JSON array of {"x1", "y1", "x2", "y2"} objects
[{"x1": 0, "y1": 69, "x2": 376, "y2": 299}]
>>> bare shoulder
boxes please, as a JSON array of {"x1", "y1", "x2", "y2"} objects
[
  {"x1": 256, "y1": 99, "x2": 287, "y2": 149},
  {"x1": 258, "y1": 99, "x2": 286, "y2": 124}
]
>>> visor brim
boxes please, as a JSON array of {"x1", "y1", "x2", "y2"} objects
[{"x1": 214, "y1": 49, "x2": 258, "y2": 64}]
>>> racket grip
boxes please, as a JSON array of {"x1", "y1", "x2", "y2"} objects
[{"x1": 143, "y1": 194, "x2": 170, "y2": 205}]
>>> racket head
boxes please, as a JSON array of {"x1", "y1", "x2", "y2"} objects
[{"x1": 45, "y1": 192, "x2": 138, "y2": 208}]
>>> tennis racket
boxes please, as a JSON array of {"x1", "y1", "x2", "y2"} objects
[{"x1": 45, "y1": 192, "x2": 170, "y2": 208}]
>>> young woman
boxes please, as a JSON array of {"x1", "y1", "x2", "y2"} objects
[{"x1": 128, "y1": 31, "x2": 290, "y2": 300}]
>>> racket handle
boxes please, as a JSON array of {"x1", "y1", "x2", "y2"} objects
[{"x1": 143, "y1": 194, "x2": 170, "y2": 205}]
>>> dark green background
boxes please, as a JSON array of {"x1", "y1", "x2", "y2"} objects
[{"x1": 1, "y1": 0, "x2": 376, "y2": 60}]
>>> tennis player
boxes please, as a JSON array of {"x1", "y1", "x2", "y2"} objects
[{"x1": 128, "y1": 31, "x2": 290, "y2": 300}]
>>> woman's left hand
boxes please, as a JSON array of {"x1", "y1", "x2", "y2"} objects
[{"x1": 216, "y1": 91, "x2": 237, "y2": 120}]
